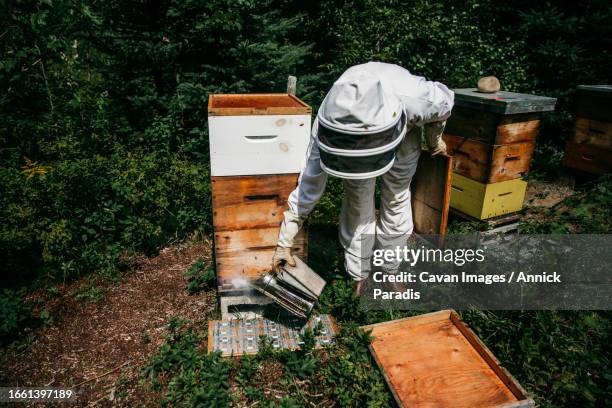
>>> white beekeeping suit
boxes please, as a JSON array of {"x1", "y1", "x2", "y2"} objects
[{"x1": 273, "y1": 62, "x2": 454, "y2": 283}]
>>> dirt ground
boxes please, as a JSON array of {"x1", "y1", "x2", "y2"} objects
[
  {"x1": 1, "y1": 239, "x2": 217, "y2": 407},
  {"x1": 524, "y1": 177, "x2": 575, "y2": 208}
]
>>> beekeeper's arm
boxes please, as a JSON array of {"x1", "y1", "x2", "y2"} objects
[
  {"x1": 401, "y1": 78, "x2": 454, "y2": 156},
  {"x1": 274, "y1": 119, "x2": 328, "y2": 270}
]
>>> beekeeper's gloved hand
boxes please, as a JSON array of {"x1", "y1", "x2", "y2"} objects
[
  {"x1": 274, "y1": 209, "x2": 303, "y2": 272},
  {"x1": 272, "y1": 246, "x2": 296, "y2": 272},
  {"x1": 429, "y1": 138, "x2": 447, "y2": 156},
  {"x1": 425, "y1": 120, "x2": 448, "y2": 156}
]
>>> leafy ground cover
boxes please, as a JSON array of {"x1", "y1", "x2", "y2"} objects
[{"x1": 1, "y1": 176, "x2": 611, "y2": 407}]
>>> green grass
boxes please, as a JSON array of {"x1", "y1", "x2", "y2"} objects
[
  {"x1": 139, "y1": 176, "x2": 612, "y2": 407},
  {"x1": 141, "y1": 276, "x2": 611, "y2": 407}
]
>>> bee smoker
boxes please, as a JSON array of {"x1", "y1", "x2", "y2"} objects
[{"x1": 252, "y1": 256, "x2": 326, "y2": 318}]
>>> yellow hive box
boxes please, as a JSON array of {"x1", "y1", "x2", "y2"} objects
[{"x1": 450, "y1": 173, "x2": 527, "y2": 220}]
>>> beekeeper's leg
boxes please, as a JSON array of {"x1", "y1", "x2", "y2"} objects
[
  {"x1": 339, "y1": 178, "x2": 376, "y2": 281},
  {"x1": 376, "y1": 127, "x2": 422, "y2": 269}
]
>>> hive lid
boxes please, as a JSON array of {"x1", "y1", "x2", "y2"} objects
[
  {"x1": 208, "y1": 93, "x2": 312, "y2": 116},
  {"x1": 453, "y1": 88, "x2": 557, "y2": 114},
  {"x1": 361, "y1": 310, "x2": 534, "y2": 408},
  {"x1": 577, "y1": 84, "x2": 612, "y2": 94},
  {"x1": 575, "y1": 85, "x2": 612, "y2": 121}
]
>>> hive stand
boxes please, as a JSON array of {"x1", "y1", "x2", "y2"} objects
[{"x1": 219, "y1": 292, "x2": 274, "y2": 320}]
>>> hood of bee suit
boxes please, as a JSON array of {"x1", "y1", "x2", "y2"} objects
[{"x1": 316, "y1": 69, "x2": 407, "y2": 179}]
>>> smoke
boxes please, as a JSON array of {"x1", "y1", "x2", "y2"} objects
[{"x1": 231, "y1": 278, "x2": 252, "y2": 290}]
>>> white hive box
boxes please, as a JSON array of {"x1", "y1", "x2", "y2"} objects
[{"x1": 208, "y1": 94, "x2": 312, "y2": 176}]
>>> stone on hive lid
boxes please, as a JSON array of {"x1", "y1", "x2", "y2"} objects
[{"x1": 477, "y1": 76, "x2": 501, "y2": 93}]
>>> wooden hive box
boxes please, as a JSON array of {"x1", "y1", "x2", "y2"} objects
[
  {"x1": 445, "y1": 89, "x2": 556, "y2": 145},
  {"x1": 443, "y1": 134, "x2": 534, "y2": 183},
  {"x1": 444, "y1": 89, "x2": 556, "y2": 182},
  {"x1": 574, "y1": 85, "x2": 612, "y2": 123},
  {"x1": 563, "y1": 85, "x2": 612, "y2": 175},
  {"x1": 362, "y1": 310, "x2": 534, "y2": 408},
  {"x1": 450, "y1": 173, "x2": 527, "y2": 220},
  {"x1": 208, "y1": 94, "x2": 312, "y2": 291}
]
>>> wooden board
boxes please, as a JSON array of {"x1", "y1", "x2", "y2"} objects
[
  {"x1": 212, "y1": 174, "x2": 299, "y2": 231},
  {"x1": 571, "y1": 117, "x2": 612, "y2": 150},
  {"x1": 212, "y1": 174, "x2": 308, "y2": 290},
  {"x1": 361, "y1": 310, "x2": 534, "y2": 408},
  {"x1": 444, "y1": 107, "x2": 541, "y2": 145},
  {"x1": 563, "y1": 141, "x2": 612, "y2": 175},
  {"x1": 444, "y1": 134, "x2": 534, "y2": 183},
  {"x1": 496, "y1": 118, "x2": 540, "y2": 144},
  {"x1": 575, "y1": 85, "x2": 612, "y2": 122},
  {"x1": 450, "y1": 174, "x2": 527, "y2": 220},
  {"x1": 411, "y1": 153, "x2": 452, "y2": 244},
  {"x1": 215, "y1": 228, "x2": 307, "y2": 288},
  {"x1": 453, "y1": 88, "x2": 556, "y2": 115},
  {"x1": 450, "y1": 208, "x2": 522, "y2": 227},
  {"x1": 208, "y1": 93, "x2": 311, "y2": 116}
]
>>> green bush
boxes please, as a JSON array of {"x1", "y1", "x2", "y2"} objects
[
  {"x1": 185, "y1": 259, "x2": 215, "y2": 294},
  {"x1": 1, "y1": 150, "x2": 211, "y2": 283},
  {"x1": 3, "y1": 0, "x2": 610, "y2": 287},
  {"x1": 0, "y1": 289, "x2": 33, "y2": 346},
  {"x1": 1, "y1": 0, "x2": 316, "y2": 288}
]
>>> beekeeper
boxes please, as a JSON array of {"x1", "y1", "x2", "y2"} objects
[{"x1": 273, "y1": 62, "x2": 454, "y2": 293}]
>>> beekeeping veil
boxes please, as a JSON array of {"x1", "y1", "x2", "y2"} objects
[{"x1": 316, "y1": 69, "x2": 406, "y2": 179}]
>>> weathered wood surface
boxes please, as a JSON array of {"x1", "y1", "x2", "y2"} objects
[
  {"x1": 575, "y1": 85, "x2": 612, "y2": 122},
  {"x1": 362, "y1": 310, "x2": 534, "y2": 408},
  {"x1": 287, "y1": 75, "x2": 297, "y2": 95},
  {"x1": 563, "y1": 141, "x2": 612, "y2": 175},
  {"x1": 208, "y1": 93, "x2": 311, "y2": 116},
  {"x1": 443, "y1": 134, "x2": 534, "y2": 183},
  {"x1": 215, "y1": 228, "x2": 307, "y2": 287},
  {"x1": 444, "y1": 107, "x2": 541, "y2": 144},
  {"x1": 444, "y1": 108, "x2": 499, "y2": 143},
  {"x1": 450, "y1": 207, "x2": 522, "y2": 227},
  {"x1": 212, "y1": 174, "x2": 298, "y2": 231},
  {"x1": 572, "y1": 117, "x2": 612, "y2": 150},
  {"x1": 453, "y1": 88, "x2": 556, "y2": 115},
  {"x1": 448, "y1": 312, "x2": 533, "y2": 407},
  {"x1": 411, "y1": 153, "x2": 452, "y2": 243},
  {"x1": 212, "y1": 174, "x2": 307, "y2": 289},
  {"x1": 496, "y1": 118, "x2": 540, "y2": 145}
]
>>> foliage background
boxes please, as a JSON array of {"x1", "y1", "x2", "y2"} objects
[
  {"x1": 1, "y1": 0, "x2": 611, "y2": 406},
  {"x1": 2, "y1": 0, "x2": 611, "y2": 284}
]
